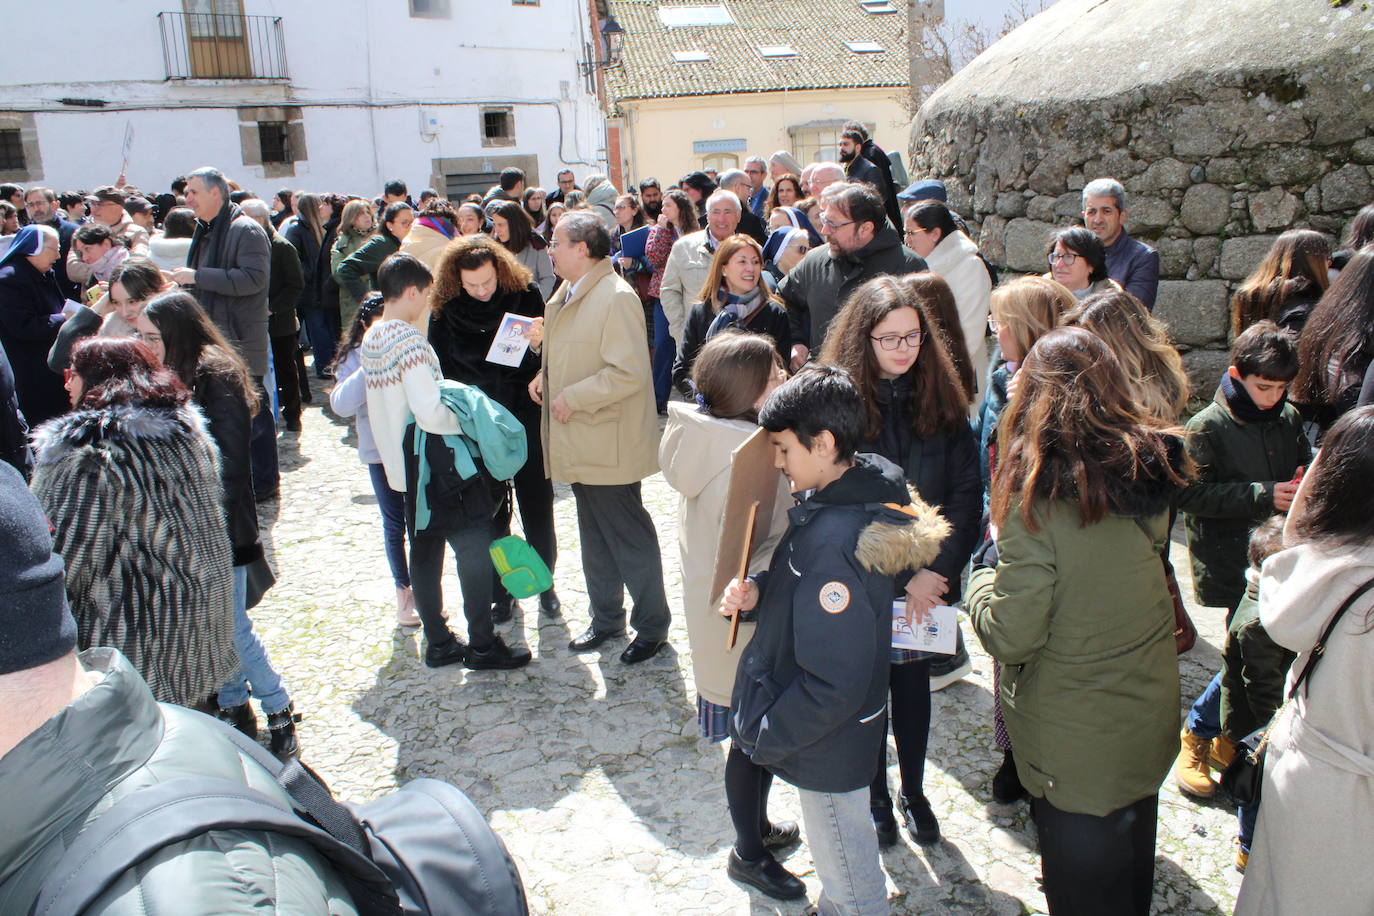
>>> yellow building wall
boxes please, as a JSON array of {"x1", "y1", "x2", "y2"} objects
[{"x1": 618, "y1": 88, "x2": 911, "y2": 189}]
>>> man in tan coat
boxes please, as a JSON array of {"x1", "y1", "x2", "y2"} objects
[{"x1": 529, "y1": 211, "x2": 671, "y2": 664}]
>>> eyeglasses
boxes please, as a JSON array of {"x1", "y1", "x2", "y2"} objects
[
  {"x1": 745, "y1": 168, "x2": 765, "y2": 176},
  {"x1": 870, "y1": 331, "x2": 924, "y2": 350},
  {"x1": 1048, "y1": 251, "x2": 1080, "y2": 266},
  {"x1": 818, "y1": 213, "x2": 853, "y2": 230},
  {"x1": 903, "y1": 227, "x2": 930, "y2": 241}
]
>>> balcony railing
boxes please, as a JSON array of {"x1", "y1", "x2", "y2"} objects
[{"x1": 158, "y1": 11, "x2": 288, "y2": 80}]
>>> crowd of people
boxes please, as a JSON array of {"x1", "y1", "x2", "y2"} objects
[{"x1": 1, "y1": 117, "x2": 1373, "y2": 915}]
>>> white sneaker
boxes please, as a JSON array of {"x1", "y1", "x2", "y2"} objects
[
  {"x1": 396, "y1": 586, "x2": 420, "y2": 627},
  {"x1": 928, "y1": 657, "x2": 972, "y2": 692}
]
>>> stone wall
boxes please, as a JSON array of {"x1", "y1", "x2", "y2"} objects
[{"x1": 908, "y1": 0, "x2": 1374, "y2": 398}]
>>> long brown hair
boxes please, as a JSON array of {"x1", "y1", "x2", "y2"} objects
[
  {"x1": 430, "y1": 233, "x2": 533, "y2": 310},
  {"x1": 662, "y1": 189, "x2": 699, "y2": 235},
  {"x1": 696, "y1": 234, "x2": 772, "y2": 310},
  {"x1": 1230, "y1": 229, "x2": 1330, "y2": 336},
  {"x1": 143, "y1": 291, "x2": 259, "y2": 415},
  {"x1": 295, "y1": 192, "x2": 325, "y2": 244},
  {"x1": 818, "y1": 274, "x2": 971, "y2": 439},
  {"x1": 989, "y1": 275, "x2": 1075, "y2": 362},
  {"x1": 991, "y1": 327, "x2": 1191, "y2": 531},
  {"x1": 1065, "y1": 290, "x2": 1189, "y2": 423},
  {"x1": 691, "y1": 332, "x2": 785, "y2": 423},
  {"x1": 1293, "y1": 248, "x2": 1374, "y2": 409},
  {"x1": 897, "y1": 272, "x2": 975, "y2": 400},
  {"x1": 767, "y1": 174, "x2": 803, "y2": 213}
]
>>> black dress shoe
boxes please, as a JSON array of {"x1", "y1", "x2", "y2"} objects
[
  {"x1": 726, "y1": 849, "x2": 806, "y2": 901},
  {"x1": 423, "y1": 636, "x2": 467, "y2": 668},
  {"x1": 901, "y1": 793, "x2": 941, "y2": 845},
  {"x1": 992, "y1": 748, "x2": 1029, "y2": 804},
  {"x1": 491, "y1": 597, "x2": 517, "y2": 624},
  {"x1": 871, "y1": 805, "x2": 898, "y2": 848},
  {"x1": 465, "y1": 637, "x2": 532, "y2": 670},
  {"x1": 266, "y1": 703, "x2": 301, "y2": 759},
  {"x1": 539, "y1": 589, "x2": 562, "y2": 617},
  {"x1": 760, "y1": 820, "x2": 801, "y2": 850},
  {"x1": 568, "y1": 626, "x2": 625, "y2": 651},
  {"x1": 619, "y1": 637, "x2": 665, "y2": 664}
]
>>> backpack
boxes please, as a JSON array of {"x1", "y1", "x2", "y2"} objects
[{"x1": 31, "y1": 718, "x2": 528, "y2": 916}]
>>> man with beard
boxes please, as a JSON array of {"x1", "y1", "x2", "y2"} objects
[
  {"x1": 637, "y1": 178, "x2": 663, "y2": 221},
  {"x1": 839, "y1": 129, "x2": 901, "y2": 230}
]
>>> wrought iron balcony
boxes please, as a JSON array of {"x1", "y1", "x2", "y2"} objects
[{"x1": 158, "y1": 11, "x2": 288, "y2": 80}]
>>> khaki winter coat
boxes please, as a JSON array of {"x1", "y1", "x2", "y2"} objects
[
  {"x1": 1236, "y1": 541, "x2": 1374, "y2": 916},
  {"x1": 659, "y1": 405, "x2": 791, "y2": 706},
  {"x1": 539, "y1": 258, "x2": 659, "y2": 485}
]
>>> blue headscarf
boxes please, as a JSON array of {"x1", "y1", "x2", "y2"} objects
[
  {"x1": 0, "y1": 225, "x2": 47, "y2": 270},
  {"x1": 771, "y1": 206, "x2": 821, "y2": 248}
]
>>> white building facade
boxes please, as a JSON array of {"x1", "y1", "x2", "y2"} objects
[{"x1": 0, "y1": 0, "x2": 608, "y2": 199}]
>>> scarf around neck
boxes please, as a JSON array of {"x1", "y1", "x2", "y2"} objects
[
  {"x1": 705, "y1": 286, "x2": 765, "y2": 339},
  {"x1": 1221, "y1": 370, "x2": 1288, "y2": 423}
]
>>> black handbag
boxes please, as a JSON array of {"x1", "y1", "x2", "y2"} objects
[{"x1": 1220, "y1": 577, "x2": 1374, "y2": 806}]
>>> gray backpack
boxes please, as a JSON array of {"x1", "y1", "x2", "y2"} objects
[{"x1": 31, "y1": 718, "x2": 527, "y2": 916}]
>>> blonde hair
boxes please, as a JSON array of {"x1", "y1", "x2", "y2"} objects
[
  {"x1": 1065, "y1": 290, "x2": 1190, "y2": 423},
  {"x1": 991, "y1": 276, "x2": 1076, "y2": 362}
]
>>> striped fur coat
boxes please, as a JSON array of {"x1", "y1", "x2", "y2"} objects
[{"x1": 30, "y1": 402, "x2": 238, "y2": 707}]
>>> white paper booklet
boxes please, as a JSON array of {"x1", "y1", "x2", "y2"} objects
[
  {"x1": 891, "y1": 600, "x2": 958, "y2": 655},
  {"x1": 485, "y1": 313, "x2": 533, "y2": 367}
]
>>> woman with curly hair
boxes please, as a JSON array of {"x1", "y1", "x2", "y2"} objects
[
  {"x1": 766, "y1": 173, "x2": 803, "y2": 214},
  {"x1": 819, "y1": 274, "x2": 983, "y2": 848},
  {"x1": 428, "y1": 234, "x2": 558, "y2": 618},
  {"x1": 31, "y1": 337, "x2": 236, "y2": 710},
  {"x1": 967, "y1": 327, "x2": 1192, "y2": 916}
]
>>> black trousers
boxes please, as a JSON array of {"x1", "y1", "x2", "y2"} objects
[
  {"x1": 409, "y1": 524, "x2": 495, "y2": 651},
  {"x1": 870, "y1": 657, "x2": 932, "y2": 807},
  {"x1": 270, "y1": 333, "x2": 302, "y2": 424},
  {"x1": 571, "y1": 481, "x2": 671, "y2": 641},
  {"x1": 492, "y1": 408, "x2": 557, "y2": 601},
  {"x1": 1033, "y1": 793, "x2": 1158, "y2": 916}
]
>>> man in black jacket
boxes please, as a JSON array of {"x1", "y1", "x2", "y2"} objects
[
  {"x1": 22, "y1": 188, "x2": 79, "y2": 300},
  {"x1": 778, "y1": 183, "x2": 924, "y2": 369},
  {"x1": 717, "y1": 169, "x2": 769, "y2": 246},
  {"x1": 839, "y1": 129, "x2": 901, "y2": 230},
  {"x1": 242, "y1": 199, "x2": 306, "y2": 433}
]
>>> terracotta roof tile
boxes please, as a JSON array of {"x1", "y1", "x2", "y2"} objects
[{"x1": 605, "y1": 0, "x2": 910, "y2": 101}]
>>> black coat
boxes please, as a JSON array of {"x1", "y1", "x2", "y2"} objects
[
  {"x1": 284, "y1": 221, "x2": 331, "y2": 312},
  {"x1": 429, "y1": 284, "x2": 544, "y2": 415},
  {"x1": 0, "y1": 344, "x2": 32, "y2": 478},
  {"x1": 267, "y1": 231, "x2": 305, "y2": 338},
  {"x1": 865, "y1": 375, "x2": 983, "y2": 600},
  {"x1": 45, "y1": 217, "x2": 80, "y2": 301},
  {"x1": 672, "y1": 299, "x2": 791, "y2": 399},
  {"x1": 847, "y1": 153, "x2": 901, "y2": 229},
  {"x1": 737, "y1": 209, "x2": 769, "y2": 247},
  {"x1": 729, "y1": 454, "x2": 947, "y2": 792},
  {"x1": 194, "y1": 365, "x2": 261, "y2": 566},
  {"x1": 0, "y1": 257, "x2": 67, "y2": 429}
]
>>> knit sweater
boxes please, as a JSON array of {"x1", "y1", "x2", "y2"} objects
[{"x1": 361, "y1": 318, "x2": 461, "y2": 491}]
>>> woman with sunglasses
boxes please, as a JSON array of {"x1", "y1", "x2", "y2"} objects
[
  {"x1": 819, "y1": 275, "x2": 983, "y2": 848},
  {"x1": 1045, "y1": 227, "x2": 1120, "y2": 300}
]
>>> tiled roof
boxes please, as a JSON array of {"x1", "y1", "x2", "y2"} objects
[{"x1": 604, "y1": 0, "x2": 910, "y2": 102}]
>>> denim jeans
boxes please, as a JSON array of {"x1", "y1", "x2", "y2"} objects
[
  {"x1": 300, "y1": 306, "x2": 339, "y2": 375},
  {"x1": 1186, "y1": 670, "x2": 1224, "y2": 739},
  {"x1": 1238, "y1": 799, "x2": 1258, "y2": 852},
  {"x1": 650, "y1": 299, "x2": 674, "y2": 410},
  {"x1": 797, "y1": 786, "x2": 888, "y2": 916},
  {"x1": 367, "y1": 462, "x2": 410, "y2": 588},
  {"x1": 218, "y1": 565, "x2": 291, "y2": 714}
]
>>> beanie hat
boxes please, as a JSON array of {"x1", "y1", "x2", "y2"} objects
[{"x1": 0, "y1": 461, "x2": 77, "y2": 675}]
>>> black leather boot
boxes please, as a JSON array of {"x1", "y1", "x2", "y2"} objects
[
  {"x1": 267, "y1": 703, "x2": 302, "y2": 759},
  {"x1": 215, "y1": 702, "x2": 258, "y2": 739}
]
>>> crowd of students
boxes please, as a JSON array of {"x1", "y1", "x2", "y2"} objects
[{"x1": 1, "y1": 151, "x2": 1372, "y2": 915}]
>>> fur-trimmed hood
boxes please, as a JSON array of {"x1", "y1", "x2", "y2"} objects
[
  {"x1": 32, "y1": 402, "x2": 214, "y2": 467},
  {"x1": 855, "y1": 489, "x2": 951, "y2": 576}
]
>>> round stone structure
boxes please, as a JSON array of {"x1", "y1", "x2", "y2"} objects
[{"x1": 909, "y1": 0, "x2": 1374, "y2": 391}]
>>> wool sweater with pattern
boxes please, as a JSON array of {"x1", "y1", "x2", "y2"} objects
[{"x1": 361, "y1": 318, "x2": 461, "y2": 491}]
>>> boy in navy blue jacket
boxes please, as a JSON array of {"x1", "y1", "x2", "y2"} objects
[{"x1": 721, "y1": 367, "x2": 948, "y2": 915}]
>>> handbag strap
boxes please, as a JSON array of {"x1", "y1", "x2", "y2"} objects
[{"x1": 1285, "y1": 576, "x2": 1374, "y2": 701}]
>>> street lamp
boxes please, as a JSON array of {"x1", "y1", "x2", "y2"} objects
[{"x1": 580, "y1": 13, "x2": 625, "y2": 78}]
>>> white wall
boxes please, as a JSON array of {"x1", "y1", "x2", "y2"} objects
[{"x1": 0, "y1": 0, "x2": 605, "y2": 197}]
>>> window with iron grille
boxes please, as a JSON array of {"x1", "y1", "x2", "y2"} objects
[
  {"x1": 258, "y1": 121, "x2": 291, "y2": 164},
  {"x1": 481, "y1": 108, "x2": 515, "y2": 147},
  {"x1": 0, "y1": 130, "x2": 25, "y2": 172}
]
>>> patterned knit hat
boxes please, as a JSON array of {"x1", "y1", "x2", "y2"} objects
[{"x1": 0, "y1": 461, "x2": 76, "y2": 675}]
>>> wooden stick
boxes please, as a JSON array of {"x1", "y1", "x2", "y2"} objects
[{"x1": 727, "y1": 501, "x2": 760, "y2": 651}]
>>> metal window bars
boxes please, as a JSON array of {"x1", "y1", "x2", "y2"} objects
[{"x1": 158, "y1": 11, "x2": 288, "y2": 80}]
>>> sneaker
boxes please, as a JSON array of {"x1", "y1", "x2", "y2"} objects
[
  {"x1": 928, "y1": 656, "x2": 972, "y2": 692},
  {"x1": 1173, "y1": 728, "x2": 1215, "y2": 798},
  {"x1": 900, "y1": 793, "x2": 941, "y2": 845},
  {"x1": 396, "y1": 587, "x2": 420, "y2": 627},
  {"x1": 1211, "y1": 734, "x2": 1238, "y2": 771},
  {"x1": 465, "y1": 636, "x2": 532, "y2": 670},
  {"x1": 423, "y1": 636, "x2": 467, "y2": 668}
]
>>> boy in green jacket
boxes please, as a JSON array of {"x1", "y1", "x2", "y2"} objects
[{"x1": 1172, "y1": 321, "x2": 1309, "y2": 798}]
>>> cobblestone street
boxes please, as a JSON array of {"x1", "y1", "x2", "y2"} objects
[{"x1": 252, "y1": 379, "x2": 1245, "y2": 916}]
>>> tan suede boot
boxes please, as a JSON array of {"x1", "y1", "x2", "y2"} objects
[
  {"x1": 1173, "y1": 728, "x2": 1214, "y2": 797},
  {"x1": 1210, "y1": 734, "x2": 1238, "y2": 771}
]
